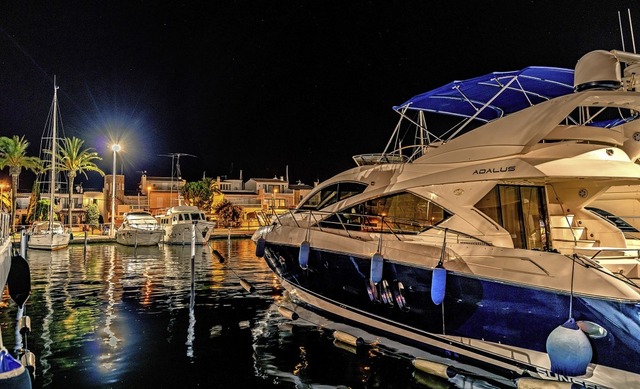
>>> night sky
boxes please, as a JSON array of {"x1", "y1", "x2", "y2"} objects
[{"x1": 1, "y1": 1, "x2": 639, "y2": 192}]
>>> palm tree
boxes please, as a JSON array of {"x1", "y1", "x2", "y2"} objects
[
  {"x1": 0, "y1": 135, "x2": 41, "y2": 231},
  {"x1": 56, "y1": 136, "x2": 105, "y2": 231}
]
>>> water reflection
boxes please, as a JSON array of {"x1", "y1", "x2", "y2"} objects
[{"x1": 0, "y1": 239, "x2": 510, "y2": 388}]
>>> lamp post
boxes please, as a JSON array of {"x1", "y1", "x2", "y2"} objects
[
  {"x1": 111, "y1": 144, "x2": 121, "y2": 237},
  {"x1": 0, "y1": 182, "x2": 4, "y2": 212},
  {"x1": 147, "y1": 186, "x2": 151, "y2": 212}
]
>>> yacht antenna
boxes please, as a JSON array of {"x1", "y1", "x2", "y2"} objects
[
  {"x1": 619, "y1": 11, "x2": 626, "y2": 51},
  {"x1": 159, "y1": 153, "x2": 196, "y2": 207},
  {"x1": 628, "y1": 9, "x2": 637, "y2": 53}
]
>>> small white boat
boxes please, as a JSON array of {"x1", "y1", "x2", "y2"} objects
[
  {"x1": 28, "y1": 81, "x2": 70, "y2": 250},
  {"x1": 156, "y1": 206, "x2": 214, "y2": 245},
  {"x1": 116, "y1": 211, "x2": 164, "y2": 246}
]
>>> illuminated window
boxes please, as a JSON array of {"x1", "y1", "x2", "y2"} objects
[{"x1": 320, "y1": 191, "x2": 451, "y2": 233}]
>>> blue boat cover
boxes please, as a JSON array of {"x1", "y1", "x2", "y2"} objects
[{"x1": 393, "y1": 67, "x2": 575, "y2": 122}]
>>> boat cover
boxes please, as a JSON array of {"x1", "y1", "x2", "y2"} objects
[{"x1": 393, "y1": 67, "x2": 575, "y2": 122}]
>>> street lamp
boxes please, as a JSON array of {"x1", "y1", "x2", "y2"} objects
[
  {"x1": 0, "y1": 182, "x2": 5, "y2": 212},
  {"x1": 147, "y1": 186, "x2": 151, "y2": 212},
  {"x1": 110, "y1": 144, "x2": 121, "y2": 237}
]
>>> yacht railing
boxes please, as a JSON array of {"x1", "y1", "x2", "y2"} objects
[{"x1": 260, "y1": 208, "x2": 490, "y2": 246}]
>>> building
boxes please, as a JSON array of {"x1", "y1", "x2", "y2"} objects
[{"x1": 11, "y1": 171, "x2": 316, "y2": 231}]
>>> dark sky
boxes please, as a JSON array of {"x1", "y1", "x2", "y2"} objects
[{"x1": 1, "y1": 1, "x2": 639, "y2": 191}]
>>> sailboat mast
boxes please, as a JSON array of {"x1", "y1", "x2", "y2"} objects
[{"x1": 50, "y1": 81, "x2": 58, "y2": 230}]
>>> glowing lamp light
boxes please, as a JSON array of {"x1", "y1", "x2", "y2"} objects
[{"x1": 110, "y1": 144, "x2": 121, "y2": 237}]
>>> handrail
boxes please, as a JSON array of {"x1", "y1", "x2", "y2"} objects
[{"x1": 258, "y1": 209, "x2": 490, "y2": 246}]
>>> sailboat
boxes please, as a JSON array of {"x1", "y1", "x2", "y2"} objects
[{"x1": 28, "y1": 81, "x2": 71, "y2": 250}]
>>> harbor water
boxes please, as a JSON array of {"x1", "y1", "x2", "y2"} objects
[{"x1": 0, "y1": 238, "x2": 510, "y2": 388}]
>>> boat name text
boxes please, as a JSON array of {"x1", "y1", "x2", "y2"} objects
[
  {"x1": 534, "y1": 368, "x2": 607, "y2": 389},
  {"x1": 472, "y1": 166, "x2": 515, "y2": 175}
]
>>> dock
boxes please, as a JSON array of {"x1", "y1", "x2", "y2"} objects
[{"x1": 12, "y1": 228, "x2": 256, "y2": 247}]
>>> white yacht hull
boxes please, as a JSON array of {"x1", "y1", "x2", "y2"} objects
[
  {"x1": 0, "y1": 235, "x2": 11, "y2": 298},
  {"x1": 161, "y1": 223, "x2": 211, "y2": 245},
  {"x1": 116, "y1": 228, "x2": 163, "y2": 246}
]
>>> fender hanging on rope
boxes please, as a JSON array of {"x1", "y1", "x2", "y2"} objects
[
  {"x1": 431, "y1": 229, "x2": 447, "y2": 305},
  {"x1": 212, "y1": 249, "x2": 226, "y2": 263},
  {"x1": 546, "y1": 317, "x2": 592, "y2": 376},
  {"x1": 546, "y1": 255, "x2": 592, "y2": 376},
  {"x1": 370, "y1": 253, "x2": 384, "y2": 284},
  {"x1": 370, "y1": 234, "x2": 384, "y2": 284},
  {"x1": 7, "y1": 255, "x2": 31, "y2": 309},
  {"x1": 0, "y1": 348, "x2": 31, "y2": 389},
  {"x1": 255, "y1": 236, "x2": 266, "y2": 258},
  {"x1": 298, "y1": 240, "x2": 310, "y2": 270}
]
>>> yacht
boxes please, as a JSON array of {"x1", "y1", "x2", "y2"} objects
[
  {"x1": 253, "y1": 49, "x2": 640, "y2": 388},
  {"x1": 116, "y1": 211, "x2": 164, "y2": 246},
  {"x1": 156, "y1": 206, "x2": 214, "y2": 245}
]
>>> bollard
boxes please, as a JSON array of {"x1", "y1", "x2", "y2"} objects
[{"x1": 20, "y1": 230, "x2": 27, "y2": 258}]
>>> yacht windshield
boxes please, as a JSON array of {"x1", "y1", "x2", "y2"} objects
[{"x1": 300, "y1": 182, "x2": 367, "y2": 210}]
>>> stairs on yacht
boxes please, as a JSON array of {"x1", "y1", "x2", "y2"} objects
[
  {"x1": 550, "y1": 215, "x2": 640, "y2": 282},
  {"x1": 549, "y1": 214, "x2": 597, "y2": 250}
]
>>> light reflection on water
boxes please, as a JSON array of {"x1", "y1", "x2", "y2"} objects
[{"x1": 0, "y1": 238, "x2": 507, "y2": 389}]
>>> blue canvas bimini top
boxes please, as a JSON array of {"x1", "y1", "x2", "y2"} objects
[{"x1": 393, "y1": 67, "x2": 575, "y2": 122}]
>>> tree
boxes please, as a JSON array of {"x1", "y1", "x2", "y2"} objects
[
  {"x1": 214, "y1": 199, "x2": 244, "y2": 228},
  {"x1": 181, "y1": 179, "x2": 212, "y2": 212},
  {"x1": 33, "y1": 199, "x2": 52, "y2": 222},
  {"x1": 85, "y1": 203, "x2": 100, "y2": 234},
  {"x1": 0, "y1": 135, "x2": 41, "y2": 231},
  {"x1": 25, "y1": 179, "x2": 41, "y2": 223},
  {"x1": 55, "y1": 137, "x2": 104, "y2": 230}
]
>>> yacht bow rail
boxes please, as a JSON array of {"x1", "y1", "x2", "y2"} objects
[{"x1": 260, "y1": 208, "x2": 490, "y2": 246}]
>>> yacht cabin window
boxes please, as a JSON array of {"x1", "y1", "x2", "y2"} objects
[
  {"x1": 300, "y1": 182, "x2": 368, "y2": 210},
  {"x1": 320, "y1": 191, "x2": 452, "y2": 233},
  {"x1": 475, "y1": 185, "x2": 549, "y2": 250}
]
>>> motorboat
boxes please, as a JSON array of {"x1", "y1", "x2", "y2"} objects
[
  {"x1": 115, "y1": 211, "x2": 164, "y2": 246},
  {"x1": 156, "y1": 206, "x2": 214, "y2": 245},
  {"x1": 28, "y1": 81, "x2": 71, "y2": 250},
  {"x1": 0, "y1": 212, "x2": 33, "y2": 385},
  {"x1": 253, "y1": 49, "x2": 640, "y2": 388}
]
